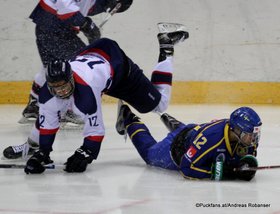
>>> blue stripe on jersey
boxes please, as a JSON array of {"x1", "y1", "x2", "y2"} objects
[
  {"x1": 39, "y1": 83, "x2": 54, "y2": 104},
  {"x1": 151, "y1": 71, "x2": 172, "y2": 85},
  {"x1": 39, "y1": 133, "x2": 55, "y2": 152},
  {"x1": 73, "y1": 82, "x2": 97, "y2": 115},
  {"x1": 83, "y1": 137, "x2": 102, "y2": 159}
]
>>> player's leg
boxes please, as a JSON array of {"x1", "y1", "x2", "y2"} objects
[
  {"x1": 110, "y1": 28, "x2": 189, "y2": 114},
  {"x1": 151, "y1": 29, "x2": 189, "y2": 113},
  {"x1": 20, "y1": 25, "x2": 51, "y2": 121},
  {"x1": 20, "y1": 66, "x2": 46, "y2": 122},
  {"x1": 3, "y1": 120, "x2": 39, "y2": 159},
  {"x1": 21, "y1": 25, "x2": 86, "y2": 123},
  {"x1": 160, "y1": 113, "x2": 184, "y2": 132},
  {"x1": 116, "y1": 104, "x2": 178, "y2": 170},
  {"x1": 157, "y1": 30, "x2": 189, "y2": 62}
]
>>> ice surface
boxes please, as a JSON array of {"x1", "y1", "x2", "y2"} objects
[{"x1": 0, "y1": 104, "x2": 279, "y2": 214}]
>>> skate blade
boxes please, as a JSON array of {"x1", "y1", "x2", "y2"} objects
[
  {"x1": 115, "y1": 99, "x2": 125, "y2": 134},
  {"x1": 60, "y1": 122, "x2": 83, "y2": 130},
  {"x1": 157, "y1": 22, "x2": 186, "y2": 33},
  {"x1": 116, "y1": 99, "x2": 128, "y2": 142},
  {"x1": 18, "y1": 116, "x2": 83, "y2": 130},
  {"x1": 117, "y1": 99, "x2": 124, "y2": 113},
  {"x1": 18, "y1": 116, "x2": 36, "y2": 124}
]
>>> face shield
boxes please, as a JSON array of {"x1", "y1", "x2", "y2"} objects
[
  {"x1": 47, "y1": 79, "x2": 74, "y2": 99},
  {"x1": 239, "y1": 125, "x2": 261, "y2": 147}
]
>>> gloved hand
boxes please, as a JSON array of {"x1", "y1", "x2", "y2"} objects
[
  {"x1": 235, "y1": 155, "x2": 258, "y2": 181},
  {"x1": 105, "y1": 0, "x2": 133, "y2": 13},
  {"x1": 64, "y1": 146, "x2": 94, "y2": 173},
  {"x1": 80, "y1": 17, "x2": 101, "y2": 44},
  {"x1": 24, "y1": 150, "x2": 53, "y2": 174},
  {"x1": 212, "y1": 153, "x2": 236, "y2": 180}
]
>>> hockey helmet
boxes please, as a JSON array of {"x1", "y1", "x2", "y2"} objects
[
  {"x1": 229, "y1": 107, "x2": 262, "y2": 146},
  {"x1": 46, "y1": 59, "x2": 74, "y2": 99}
]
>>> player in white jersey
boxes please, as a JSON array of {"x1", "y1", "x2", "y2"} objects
[
  {"x1": 19, "y1": 30, "x2": 189, "y2": 174},
  {"x1": 21, "y1": 0, "x2": 133, "y2": 122}
]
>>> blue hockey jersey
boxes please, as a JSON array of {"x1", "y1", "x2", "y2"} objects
[{"x1": 179, "y1": 119, "x2": 257, "y2": 179}]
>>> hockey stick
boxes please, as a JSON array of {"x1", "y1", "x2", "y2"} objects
[
  {"x1": 0, "y1": 163, "x2": 63, "y2": 169},
  {"x1": 234, "y1": 164, "x2": 280, "y2": 172},
  {"x1": 99, "y1": 2, "x2": 122, "y2": 28}
]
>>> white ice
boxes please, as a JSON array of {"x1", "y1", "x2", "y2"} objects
[{"x1": 0, "y1": 104, "x2": 280, "y2": 214}]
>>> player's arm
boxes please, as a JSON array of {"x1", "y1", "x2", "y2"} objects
[
  {"x1": 213, "y1": 154, "x2": 258, "y2": 181},
  {"x1": 179, "y1": 148, "x2": 213, "y2": 180},
  {"x1": 90, "y1": 0, "x2": 133, "y2": 15},
  {"x1": 24, "y1": 101, "x2": 61, "y2": 174},
  {"x1": 64, "y1": 109, "x2": 105, "y2": 173},
  {"x1": 178, "y1": 129, "x2": 214, "y2": 179},
  {"x1": 54, "y1": 0, "x2": 100, "y2": 43},
  {"x1": 64, "y1": 62, "x2": 109, "y2": 173}
]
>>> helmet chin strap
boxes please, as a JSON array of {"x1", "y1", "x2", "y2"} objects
[{"x1": 231, "y1": 128, "x2": 249, "y2": 149}]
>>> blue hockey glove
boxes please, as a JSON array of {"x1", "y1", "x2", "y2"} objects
[
  {"x1": 80, "y1": 17, "x2": 101, "y2": 44},
  {"x1": 235, "y1": 155, "x2": 258, "y2": 181},
  {"x1": 64, "y1": 146, "x2": 94, "y2": 173},
  {"x1": 24, "y1": 150, "x2": 53, "y2": 174}
]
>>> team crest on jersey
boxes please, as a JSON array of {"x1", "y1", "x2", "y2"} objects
[
  {"x1": 186, "y1": 145, "x2": 197, "y2": 158},
  {"x1": 236, "y1": 145, "x2": 248, "y2": 156},
  {"x1": 50, "y1": 0, "x2": 57, "y2": 3}
]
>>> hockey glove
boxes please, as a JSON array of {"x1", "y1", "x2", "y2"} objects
[
  {"x1": 212, "y1": 153, "x2": 236, "y2": 180},
  {"x1": 235, "y1": 155, "x2": 258, "y2": 181},
  {"x1": 64, "y1": 146, "x2": 94, "y2": 173},
  {"x1": 80, "y1": 17, "x2": 101, "y2": 44},
  {"x1": 24, "y1": 150, "x2": 53, "y2": 174},
  {"x1": 105, "y1": 0, "x2": 133, "y2": 13}
]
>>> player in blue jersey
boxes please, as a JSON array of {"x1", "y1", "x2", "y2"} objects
[
  {"x1": 115, "y1": 104, "x2": 262, "y2": 181},
  {"x1": 21, "y1": 0, "x2": 133, "y2": 122}
]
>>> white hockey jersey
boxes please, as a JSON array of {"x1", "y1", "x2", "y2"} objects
[
  {"x1": 30, "y1": 0, "x2": 104, "y2": 27},
  {"x1": 28, "y1": 51, "x2": 112, "y2": 158},
  {"x1": 41, "y1": 52, "x2": 111, "y2": 136},
  {"x1": 40, "y1": 0, "x2": 96, "y2": 18}
]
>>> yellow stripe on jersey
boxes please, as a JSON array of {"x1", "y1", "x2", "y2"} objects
[
  {"x1": 130, "y1": 129, "x2": 146, "y2": 139},
  {"x1": 224, "y1": 124, "x2": 233, "y2": 156},
  {"x1": 192, "y1": 138, "x2": 224, "y2": 165},
  {"x1": 179, "y1": 171, "x2": 210, "y2": 180},
  {"x1": 190, "y1": 164, "x2": 212, "y2": 174},
  {"x1": 192, "y1": 121, "x2": 226, "y2": 165},
  {"x1": 192, "y1": 120, "x2": 223, "y2": 146},
  {"x1": 126, "y1": 122, "x2": 144, "y2": 129},
  {"x1": 190, "y1": 121, "x2": 224, "y2": 164}
]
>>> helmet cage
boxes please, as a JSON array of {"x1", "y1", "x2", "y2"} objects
[
  {"x1": 239, "y1": 125, "x2": 261, "y2": 147},
  {"x1": 230, "y1": 107, "x2": 262, "y2": 147},
  {"x1": 47, "y1": 77, "x2": 75, "y2": 99}
]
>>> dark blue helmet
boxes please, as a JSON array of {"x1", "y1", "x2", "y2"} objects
[
  {"x1": 46, "y1": 59, "x2": 74, "y2": 99},
  {"x1": 229, "y1": 107, "x2": 262, "y2": 146},
  {"x1": 46, "y1": 59, "x2": 72, "y2": 83}
]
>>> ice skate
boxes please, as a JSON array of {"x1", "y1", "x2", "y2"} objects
[
  {"x1": 18, "y1": 95, "x2": 39, "y2": 124},
  {"x1": 3, "y1": 138, "x2": 38, "y2": 159},
  {"x1": 158, "y1": 22, "x2": 187, "y2": 32},
  {"x1": 160, "y1": 113, "x2": 183, "y2": 132},
  {"x1": 157, "y1": 22, "x2": 189, "y2": 61},
  {"x1": 115, "y1": 101, "x2": 140, "y2": 135},
  {"x1": 60, "y1": 109, "x2": 84, "y2": 125}
]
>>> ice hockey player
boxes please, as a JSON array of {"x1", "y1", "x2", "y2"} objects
[
  {"x1": 21, "y1": 0, "x2": 133, "y2": 123},
  {"x1": 17, "y1": 29, "x2": 189, "y2": 173},
  {"x1": 116, "y1": 104, "x2": 262, "y2": 181}
]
